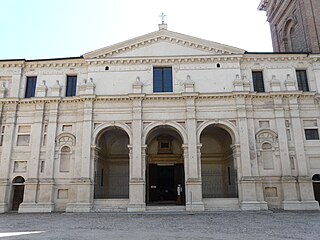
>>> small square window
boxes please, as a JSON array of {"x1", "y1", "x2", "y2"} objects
[{"x1": 305, "y1": 129, "x2": 319, "y2": 140}]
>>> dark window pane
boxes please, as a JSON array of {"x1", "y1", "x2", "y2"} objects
[
  {"x1": 153, "y1": 67, "x2": 173, "y2": 92},
  {"x1": 305, "y1": 129, "x2": 319, "y2": 140},
  {"x1": 153, "y1": 68, "x2": 163, "y2": 92},
  {"x1": 296, "y1": 70, "x2": 309, "y2": 91},
  {"x1": 25, "y1": 77, "x2": 37, "y2": 98},
  {"x1": 163, "y1": 68, "x2": 173, "y2": 92},
  {"x1": 252, "y1": 71, "x2": 265, "y2": 92},
  {"x1": 66, "y1": 76, "x2": 77, "y2": 97}
]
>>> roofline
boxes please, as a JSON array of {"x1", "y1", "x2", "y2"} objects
[
  {"x1": 0, "y1": 56, "x2": 83, "y2": 62},
  {"x1": 245, "y1": 51, "x2": 311, "y2": 55},
  {"x1": 0, "y1": 59, "x2": 26, "y2": 62},
  {"x1": 26, "y1": 56, "x2": 83, "y2": 62}
]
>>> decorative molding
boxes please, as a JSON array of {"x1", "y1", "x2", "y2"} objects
[{"x1": 0, "y1": 92, "x2": 318, "y2": 105}]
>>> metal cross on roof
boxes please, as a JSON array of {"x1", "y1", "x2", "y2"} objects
[{"x1": 159, "y1": 12, "x2": 167, "y2": 24}]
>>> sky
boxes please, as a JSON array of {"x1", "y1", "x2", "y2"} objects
[{"x1": 0, "y1": 0, "x2": 272, "y2": 60}]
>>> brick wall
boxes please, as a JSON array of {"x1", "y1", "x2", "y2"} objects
[{"x1": 261, "y1": 0, "x2": 320, "y2": 53}]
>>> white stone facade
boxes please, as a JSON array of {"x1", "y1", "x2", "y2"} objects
[{"x1": 0, "y1": 26, "x2": 320, "y2": 213}]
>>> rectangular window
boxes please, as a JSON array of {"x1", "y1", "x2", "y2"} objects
[
  {"x1": 17, "y1": 135, "x2": 30, "y2": 146},
  {"x1": 66, "y1": 76, "x2": 77, "y2": 97},
  {"x1": 17, "y1": 125, "x2": 31, "y2": 146},
  {"x1": 305, "y1": 129, "x2": 319, "y2": 140},
  {"x1": 296, "y1": 70, "x2": 309, "y2": 91},
  {"x1": 252, "y1": 71, "x2": 265, "y2": 92},
  {"x1": 25, "y1": 77, "x2": 37, "y2": 98},
  {"x1": 153, "y1": 67, "x2": 173, "y2": 92}
]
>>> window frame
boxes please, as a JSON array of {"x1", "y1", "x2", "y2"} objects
[
  {"x1": 153, "y1": 67, "x2": 173, "y2": 93},
  {"x1": 25, "y1": 76, "x2": 37, "y2": 98},
  {"x1": 65, "y1": 75, "x2": 77, "y2": 97},
  {"x1": 252, "y1": 70, "x2": 265, "y2": 92},
  {"x1": 304, "y1": 129, "x2": 319, "y2": 140}
]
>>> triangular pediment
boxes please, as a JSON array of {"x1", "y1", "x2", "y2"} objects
[{"x1": 83, "y1": 29, "x2": 245, "y2": 59}]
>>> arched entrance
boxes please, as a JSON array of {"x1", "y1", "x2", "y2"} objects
[
  {"x1": 200, "y1": 125, "x2": 237, "y2": 198},
  {"x1": 11, "y1": 176, "x2": 25, "y2": 211},
  {"x1": 94, "y1": 127, "x2": 130, "y2": 199},
  {"x1": 145, "y1": 126, "x2": 185, "y2": 205},
  {"x1": 312, "y1": 174, "x2": 320, "y2": 205}
]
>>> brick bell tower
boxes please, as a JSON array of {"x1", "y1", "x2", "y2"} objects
[{"x1": 259, "y1": 0, "x2": 320, "y2": 53}]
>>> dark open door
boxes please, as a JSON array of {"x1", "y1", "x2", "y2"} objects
[
  {"x1": 148, "y1": 164, "x2": 158, "y2": 202},
  {"x1": 158, "y1": 166, "x2": 174, "y2": 201},
  {"x1": 12, "y1": 185, "x2": 24, "y2": 211},
  {"x1": 313, "y1": 183, "x2": 320, "y2": 205}
]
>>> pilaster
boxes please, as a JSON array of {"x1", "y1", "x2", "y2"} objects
[
  {"x1": 128, "y1": 95, "x2": 145, "y2": 212},
  {"x1": 19, "y1": 102, "x2": 45, "y2": 213},
  {"x1": 0, "y1": 102, "x2": 18, "y2": 213},
  {"x1": 39, "y1": 101, "x2": 59, "y2": 212},
  {"x1": 235, "y1": 95, "x2": 268, "y2": 210},
  {"x1": 287, "y1": 96, "x2": 319, "y2": 210},
  {"x1": 66, "y1": 98, "x2": 94, "y2": 212},
  {"x1": 183, "y1": 93, "x2": 204, "y2": 211},
  {"x1": 273, "y1": 96, "x2": 301, "y2": 208}
]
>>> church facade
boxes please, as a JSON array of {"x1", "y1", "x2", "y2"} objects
[{"x1": 1, "y1": 5, "x2": 320, "y2": 213}]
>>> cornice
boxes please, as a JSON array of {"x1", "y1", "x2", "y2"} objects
[
  {"x1": 0, "y1": 92, "x2": 318, "y2": 105},
  {"x1": 0, "y1": 62, "x2": 25, "y2": 68},
  {"x1": 85, "y1": 55, "x2": 243, "y2": 66},
  {"x1": 0, "y1": 59, "x2": 86, "y2": 69},
  {"x1": 1, "y1": 54, "x2": 318, "y2": 69},
  {"x1": 242, "y1": 54, "x2": 314, "y2": 63},
  {"x1": 25, "y1": 61, "x2": 86, "y2": 69}
]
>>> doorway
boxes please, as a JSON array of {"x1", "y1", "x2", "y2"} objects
[
  {"x1": 312, "y1": 174, "x2": 320, "y2": 205},
  {"x1": 11, "y1": 176, "x2": 25, "y2": 211},
  {"x1": 145, "y1": 126, "x2": 185, "y2": 206},
  {"x1": 148, "y1": 164, "x2": 184, "y2": 204}
]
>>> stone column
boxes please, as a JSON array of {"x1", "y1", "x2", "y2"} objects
[
  {"x1": 19, "y1": 102, "x2": 45, "y2": 213},
  {"x1": 183, "y1": 93, "x2": 204, "y2": 211},
  {"x1": 0, "y1": 102, "x2": 18, "y2": 213},
  {"x1": 67, "y1": 98, "x2": 94, "y2": 212},
  {"x1": 289, "y1": 96, "x2": 319, "y2": 210},
  {"x1": 236, "y1": 94, "x2": 268, "y2": 210},
  {"x1": 128, "y1": 94, "x2": 145, "y2": 212}
]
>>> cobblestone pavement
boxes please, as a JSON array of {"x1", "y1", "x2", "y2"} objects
[{"x1": 0, "y1": 211, "x2": 319, "y2": 240}]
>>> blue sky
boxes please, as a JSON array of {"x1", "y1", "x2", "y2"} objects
[{"x1": 0, "y1": 0, "x2": 272, "y2": 60}]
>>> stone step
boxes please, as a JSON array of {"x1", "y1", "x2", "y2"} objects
[{"x1": 146, "y1": 205, "x2": 186, "y2": 212}]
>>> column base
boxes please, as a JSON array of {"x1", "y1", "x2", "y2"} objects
[
  {"x1": 66, "y1": 203, "x2": 92, "y2": 213},
  {"x1": 240, "y1": 201, "x2": 268, "y2": 210},
  {"x1": 127, "y1": 203, "x2": 146, "y2": 212},
  {"x1": 186, "y1": 202, "x2": 205, "y2": 212},
  {"x1": 18, "y1": 203, "x2": 54, "y2": 213},
  {"x1": 0, "y1": 203, "x2": 8, "y2": 213},
  {"x1": 282, "y1": 201, "x2": 320, "y2": 210}
]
